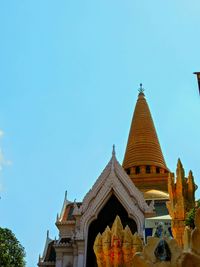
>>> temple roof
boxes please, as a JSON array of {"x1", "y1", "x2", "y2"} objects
[
  {"x1": 123, "y1": 90, "x2": 168, "y2": 170},
  {"x1": 56, "y1": 190, "x2": 82, "y2": 223},
  {"x1": 38, "y1": 231, "x2": 56, "y2": 265},
  {"x1": 81, "y1": 146, "x2": 153, "y2": 215}
]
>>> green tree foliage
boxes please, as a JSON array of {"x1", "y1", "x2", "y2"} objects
[
  {"x1": 0, "y1": 227, "x2": 26, "y2": 267},
  {"x1": 185, "y1": 200, "x2": 200, "y2": 229}
]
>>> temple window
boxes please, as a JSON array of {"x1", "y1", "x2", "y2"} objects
[
  {"x1": 156, "y1": 167, "x2": 160, "y2": 173},
  {"x1": 126, "y1": 168, "x2": 130, "y2": 175},
  {"x1": 136, "y1": 166, "x2": 140, "y2": 174},
  {"x1": 146, "y1": 165, "x2": 151, "y2": 173}
]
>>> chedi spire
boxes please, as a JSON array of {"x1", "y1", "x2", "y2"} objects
[{"x1": 123, "y1": 87, "x2": 169, "y2": 192}]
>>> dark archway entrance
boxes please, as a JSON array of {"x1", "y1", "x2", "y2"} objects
[{"x1": 86, "y1": 194, "x2": 137, "y2": 267}]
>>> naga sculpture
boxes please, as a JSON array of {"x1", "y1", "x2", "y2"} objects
[{"x1": 93, "y1": 215, "x2": 143, "y2": 267}]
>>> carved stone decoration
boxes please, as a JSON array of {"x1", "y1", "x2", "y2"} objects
[
  {"x1": 178, "y1": 208, "x2": 200, "y2": 267},
  {"x1": 72, "y1": 201, "x2": 82, "y2": 217},
  {"x1": 93, "y1": 210, "x2": 200, "y2": 267},
  {"x1": 178, "y1": 253, "x2": 200, "y2": 267},
  {"x1": 102, "y1": 226, "x2": 112, "y2": 267},
  {"x1": 132, "y1": 232, "x2": 143, "y2": 253},
  {"x1": 93, "y1": 216, "x2": 143, "y2": 267},
  {"x1": 167, "y1": 159, "x2": 196, "y2": 247},
  {"x1": 133, "y1": 237, "x2": 182, "y2": 267},
  {"x1": 183, "y1": 226, "x2": 192, "y2": 251},
  {"x1": 93, "y1": 233, "x2": 105, "y2": 267},
  {"x1": 191, "y1": 208, "x2": 200, "y2": 256},
  {"x1": 154, "y1": 239, "x2": 171, "y2": 262},
  {"x1": 122, "y1": 226, "x2": 134, "y2": 266}
]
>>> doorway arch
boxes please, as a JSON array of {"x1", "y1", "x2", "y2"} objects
[{"x1": 86, "y1": 194, "x2": 137, "y2": 267}]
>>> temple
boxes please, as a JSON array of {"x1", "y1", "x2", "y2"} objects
[{"x1": 38, "y1": 88, "x2": 196, "y2": 267}]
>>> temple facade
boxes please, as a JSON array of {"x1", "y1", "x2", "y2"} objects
[{"x1": 38, "y1": 89, "x2": 175, "y2": 267}]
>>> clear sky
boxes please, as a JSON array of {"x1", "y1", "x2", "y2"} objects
[{"x1": 0, "y1": 1, "x2": 200, "y2": 266}]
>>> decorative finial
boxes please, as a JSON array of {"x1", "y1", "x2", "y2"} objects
[
  {"x1": 112, "y1": 144, "x2": 116, "y2": 156},
  {"x1": 47, "y1": 230, "x2": 49, "y2": 239},
  {"x1": 65, "y1": 190, "x2": 67, "y2": 200},
  {"x1": 138, "y1": 83, "x2": 145, "y2": 95},
  {"x1": 193, "y1": 72, "x2": 200, "y2": 94}
]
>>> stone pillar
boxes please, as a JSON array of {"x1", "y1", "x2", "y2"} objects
[
  {"x1": 73, "y1": 243, "x2": 78, "y2": 267},
  {"x1": 141, "y1": 165, "x2": 146, "y2": 174},
  {"x1": 131, "y1": 167, "x2": 136, "y2": 174},
  {"x1": 73, "y1": 255, "x2": 78, "y2": 267},
  {"x1": 160, "y1": 168, "x2": 165, "y2": 174},
  {"x1": 56, "y1": 252, "x2": 63, "y2": 267},
  {"x1": 151, "y1": 166, "x2": 156, "y2": 173},
  {"x1": 77, "y1": 241, "x2": 85, "y2": 267}
]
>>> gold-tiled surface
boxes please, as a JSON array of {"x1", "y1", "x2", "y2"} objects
[{"x1": 123, "y1": 93, "x2": 167, "y2": 170}]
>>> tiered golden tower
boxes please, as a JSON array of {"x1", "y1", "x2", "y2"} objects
[{"x1": 123, "y1": 88, "x2": 169, "y2": 193}]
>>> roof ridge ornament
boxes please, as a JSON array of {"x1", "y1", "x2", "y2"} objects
[
  {"x1": 111, "y1": 145, "x2": 116, "y2": 171},
  {"x1": 112, "y1": 144, "x2": 116, "y2": 156},
  {"x1": 65, "y1": 190, "x2": 68, "y2": 201},
  {"x1": 138, "y1": 83, "x2": 145, "y2": 96},
  {"x1": 47, "y1": 230, "x2": 49, "y2": 239},
  {"x1": 193, "y1": 72, "x2": 200, "y2": 94}
]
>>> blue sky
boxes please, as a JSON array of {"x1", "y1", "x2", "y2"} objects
[{"x1": 0, "y1": 1, "x2": 200, "y2": 266}]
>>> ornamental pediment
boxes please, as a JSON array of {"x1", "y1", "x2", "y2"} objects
[{"x1": 73, "y1": 149, "x2": 153, "y2": 240}]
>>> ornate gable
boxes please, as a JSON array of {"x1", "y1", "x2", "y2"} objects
[{"x1": 74, "y1": 147, "x2": 153, "y2": 240}]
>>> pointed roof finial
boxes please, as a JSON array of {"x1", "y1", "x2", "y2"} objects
[
  {"x1": 112, "y1": 144, "x2": 116, "y2": 156},
  {"x1": 193, "y1": 72, "x2": 200, "y2": 94},
  {"x1": 47, "y1": 230, "x2": 49, "y2": 239},
  {"x1": 138, "y1": 83, "x2": 145, "y2": 96},
  {"x1": 65, "y1": 190, "x2": 67, "y2": 201}
]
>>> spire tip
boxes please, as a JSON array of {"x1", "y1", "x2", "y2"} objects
[
  {"x1": 65, "y1": 190, "x2": 67, "y2": 200},
  {"x1": 112, "y1": 144, "x2": 116, "y2": 156},
  {"x1": 138, "y1": 83, "x2": 145, "y2": 95}
]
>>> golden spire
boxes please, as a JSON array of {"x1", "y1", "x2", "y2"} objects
[
  {"x1": 123, "y1": 86, "x2": 169, "y2": 192},
  {"x1": 123, "y1": 86, "x2": 167, "y2": 171}
]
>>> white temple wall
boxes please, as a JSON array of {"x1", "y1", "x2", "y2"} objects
[
  {"x1": 58, "y1": 224, "x2": 75, "y2": 238},
  {"x1": 63, "y1": 254, "x2": 73, "y2": 267},
  {"x1": 76, "y1": 241, "x2": 85, "y2": 267},
  {"x1": 56, "y1": 259, "x2": 62, "y2": 267}
]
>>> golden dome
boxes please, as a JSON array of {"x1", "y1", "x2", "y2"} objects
[{"x1": 144, "y1": 189, "x2": 169, "y2": 200}]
